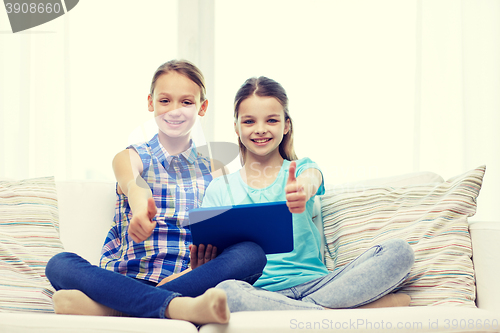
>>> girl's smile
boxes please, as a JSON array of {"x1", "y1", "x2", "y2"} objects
[
  {"x1": 251, "y1": 138, "x2": 272, "y2": 145},
  {"x1": 164, "y1": 119, "x2": 185, "y2": 125}
]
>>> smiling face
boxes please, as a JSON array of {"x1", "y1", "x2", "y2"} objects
[
  {"x1": 235, "y1": 95, "x2": 290, "y2": 163},
  {"x1": 148, "y1": 71, "x2": 207, "y2": 151}
]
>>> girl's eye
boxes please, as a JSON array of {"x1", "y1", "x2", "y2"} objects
[
  {"x1": 268, "y1": 119, "x2": 278, "y2": 123},
  {"x1": 183, "y1": 101, "x2": 194, "y2": 106},
  {"x1": 160, "y1": 99, "x2": 169, "y2": 103},
  {"x1": 242, "y1": 120, "x2": 254, "y2": 124}
]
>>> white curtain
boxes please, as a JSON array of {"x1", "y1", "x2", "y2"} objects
[{"x1": 1, "y1": 0, "x2": 498, "y2": 221}]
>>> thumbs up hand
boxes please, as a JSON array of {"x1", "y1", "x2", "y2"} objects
[
  {"x1": 285, "y1": 161, "x2": 308, "y2": 214},
  {"x1": 129, "y1": 196, "x2": 158, "y2": 243}
]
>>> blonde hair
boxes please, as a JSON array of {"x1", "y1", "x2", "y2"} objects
[
  {"x1": 234, "y1": 76, "x2": 297, "y2": 164},
  {"x1": 150, "y1": 59, "x2": 206, "y2": 102}
]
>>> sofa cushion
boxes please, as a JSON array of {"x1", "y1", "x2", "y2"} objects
[
  {"x1": 0, "y1": 312, "x2": 200, "y2": 333},
  {"x1": 0, "y1": 177, "x2": 64, "y2": 313},
  {"x1": 321, "y1": 166, "x2": 485, "y2": 307}
]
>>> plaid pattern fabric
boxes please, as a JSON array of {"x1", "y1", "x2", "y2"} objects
[{"x1": 100, "y1": 135, "x2": 212, "y2": 283}]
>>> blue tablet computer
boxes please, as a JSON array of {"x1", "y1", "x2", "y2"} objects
[{"x1": 188, "y1": 201, "x2": 293, "y2": 255}]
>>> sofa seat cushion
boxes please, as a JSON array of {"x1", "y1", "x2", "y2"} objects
[
  {"x1": 321, "y1": 166, "x2": 485, "y2": 307},
  {"x1": 0, "y1": 312, "x2": 199, "y2": 333}
]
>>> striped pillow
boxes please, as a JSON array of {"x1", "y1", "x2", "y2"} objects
[
  {"x1": 0, "y1": 177, "x2": 64, "y2": 313},
  {"x1": 321, "y1": 166, "x2": 485, "y2": 307}
]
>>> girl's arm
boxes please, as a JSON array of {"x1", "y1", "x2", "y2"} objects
[
  {"x1": 285, "y1": 161, "x2": 323, "y2": 214},
  {"x1": 112, "y1": 149, "x2": 157, "y2": 243}
]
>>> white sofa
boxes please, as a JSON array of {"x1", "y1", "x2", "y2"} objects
[{"x1": 1, "y1": 169, "x2": 499, "y2": 333}]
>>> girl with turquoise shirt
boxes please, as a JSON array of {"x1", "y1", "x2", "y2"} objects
[{"x1": 202, "y1": 76, "x2": 415, "y2": 311}]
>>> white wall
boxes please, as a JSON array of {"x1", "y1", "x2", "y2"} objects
[
  {"x1": 212, "y1": 0, "x2": 499, "y2": 221},
  {"x1": 214, "y1": 0, "x2": 417, "y2": 181}
]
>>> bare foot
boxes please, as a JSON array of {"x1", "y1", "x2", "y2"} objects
[
  {"x1": 165, "y1": 288, "x2": 230, "y2": 325},
  {"x1": 357, "y1": 293, "x2": 411, "y2": 308},
  {"x1": 52, "y1": 290, "x2": 123, "y2": 316}
]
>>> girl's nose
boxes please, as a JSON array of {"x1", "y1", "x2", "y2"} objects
[
  {"x1": 255, "y1": 126, "x2": 267, "y2": 134},
  {"x1": 166, "y1": 104, "x2": 182, "y2": 116}
]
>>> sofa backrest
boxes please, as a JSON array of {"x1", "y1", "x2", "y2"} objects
[{"x1": 56, "y1": 180, "x2": 116, "y2": 265}]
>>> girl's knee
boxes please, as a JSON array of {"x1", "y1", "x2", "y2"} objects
[
  {"x1": 228, "y1": 241, "x2": 267, "y2": 269},
  {"x1": 45, "y1": 252, "x2": 86, "y2": 279},
  {"x1": 243, "y1": 241, "x2": 266, "y2": 264},
  {"x1": 397, "y1": 239, "x2": 414, "y2": 265},
  {"x1": 46, "y1": 252, "x2": 70, "y2": 275},
  {"x1": 384, "y1": 239, "x2": 414, "y2": 270}
]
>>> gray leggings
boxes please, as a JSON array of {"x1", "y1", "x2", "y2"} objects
[{"x1": 216, "y1": 238, "x2": 414, "y2": 311}]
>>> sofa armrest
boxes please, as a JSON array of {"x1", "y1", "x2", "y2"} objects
[{"x1": 469, "y1": 221, "x2": 500, "y2": 311}]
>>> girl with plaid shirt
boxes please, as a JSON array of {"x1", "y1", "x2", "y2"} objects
[{"x1": 45, "y1": 60, "x2": 266, "y2": 324}]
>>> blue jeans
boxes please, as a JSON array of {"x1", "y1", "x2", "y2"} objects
[
  {"x1": 45, "y1": 241, "x2": 266, "y2": 318},
  {"x1": 216, "y1": 239, "x2": 414, "y2": 311}
]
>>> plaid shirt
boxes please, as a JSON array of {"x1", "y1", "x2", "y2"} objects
[{"x1": 100, "y1": 134, "x2": 212, "y2": 283}]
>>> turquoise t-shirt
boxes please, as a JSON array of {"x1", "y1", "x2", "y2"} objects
[{"x1": 201, "y1": 157, "x2": 329, "y2": 291}]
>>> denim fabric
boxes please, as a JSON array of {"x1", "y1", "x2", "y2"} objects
[
  {"x1": 46, "y1": 241, "x2": 266, "y2": 318},
  {"x1": 216, "y1": 239, "x2": 414, "y2": 312}
]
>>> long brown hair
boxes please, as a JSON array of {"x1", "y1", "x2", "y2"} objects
[
  {"x1": 234, "y1": 76, "x2": 297, "y2": 164},
  {"x1": 150, "y1": 59, "x2": 206, "y2": 102}
]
